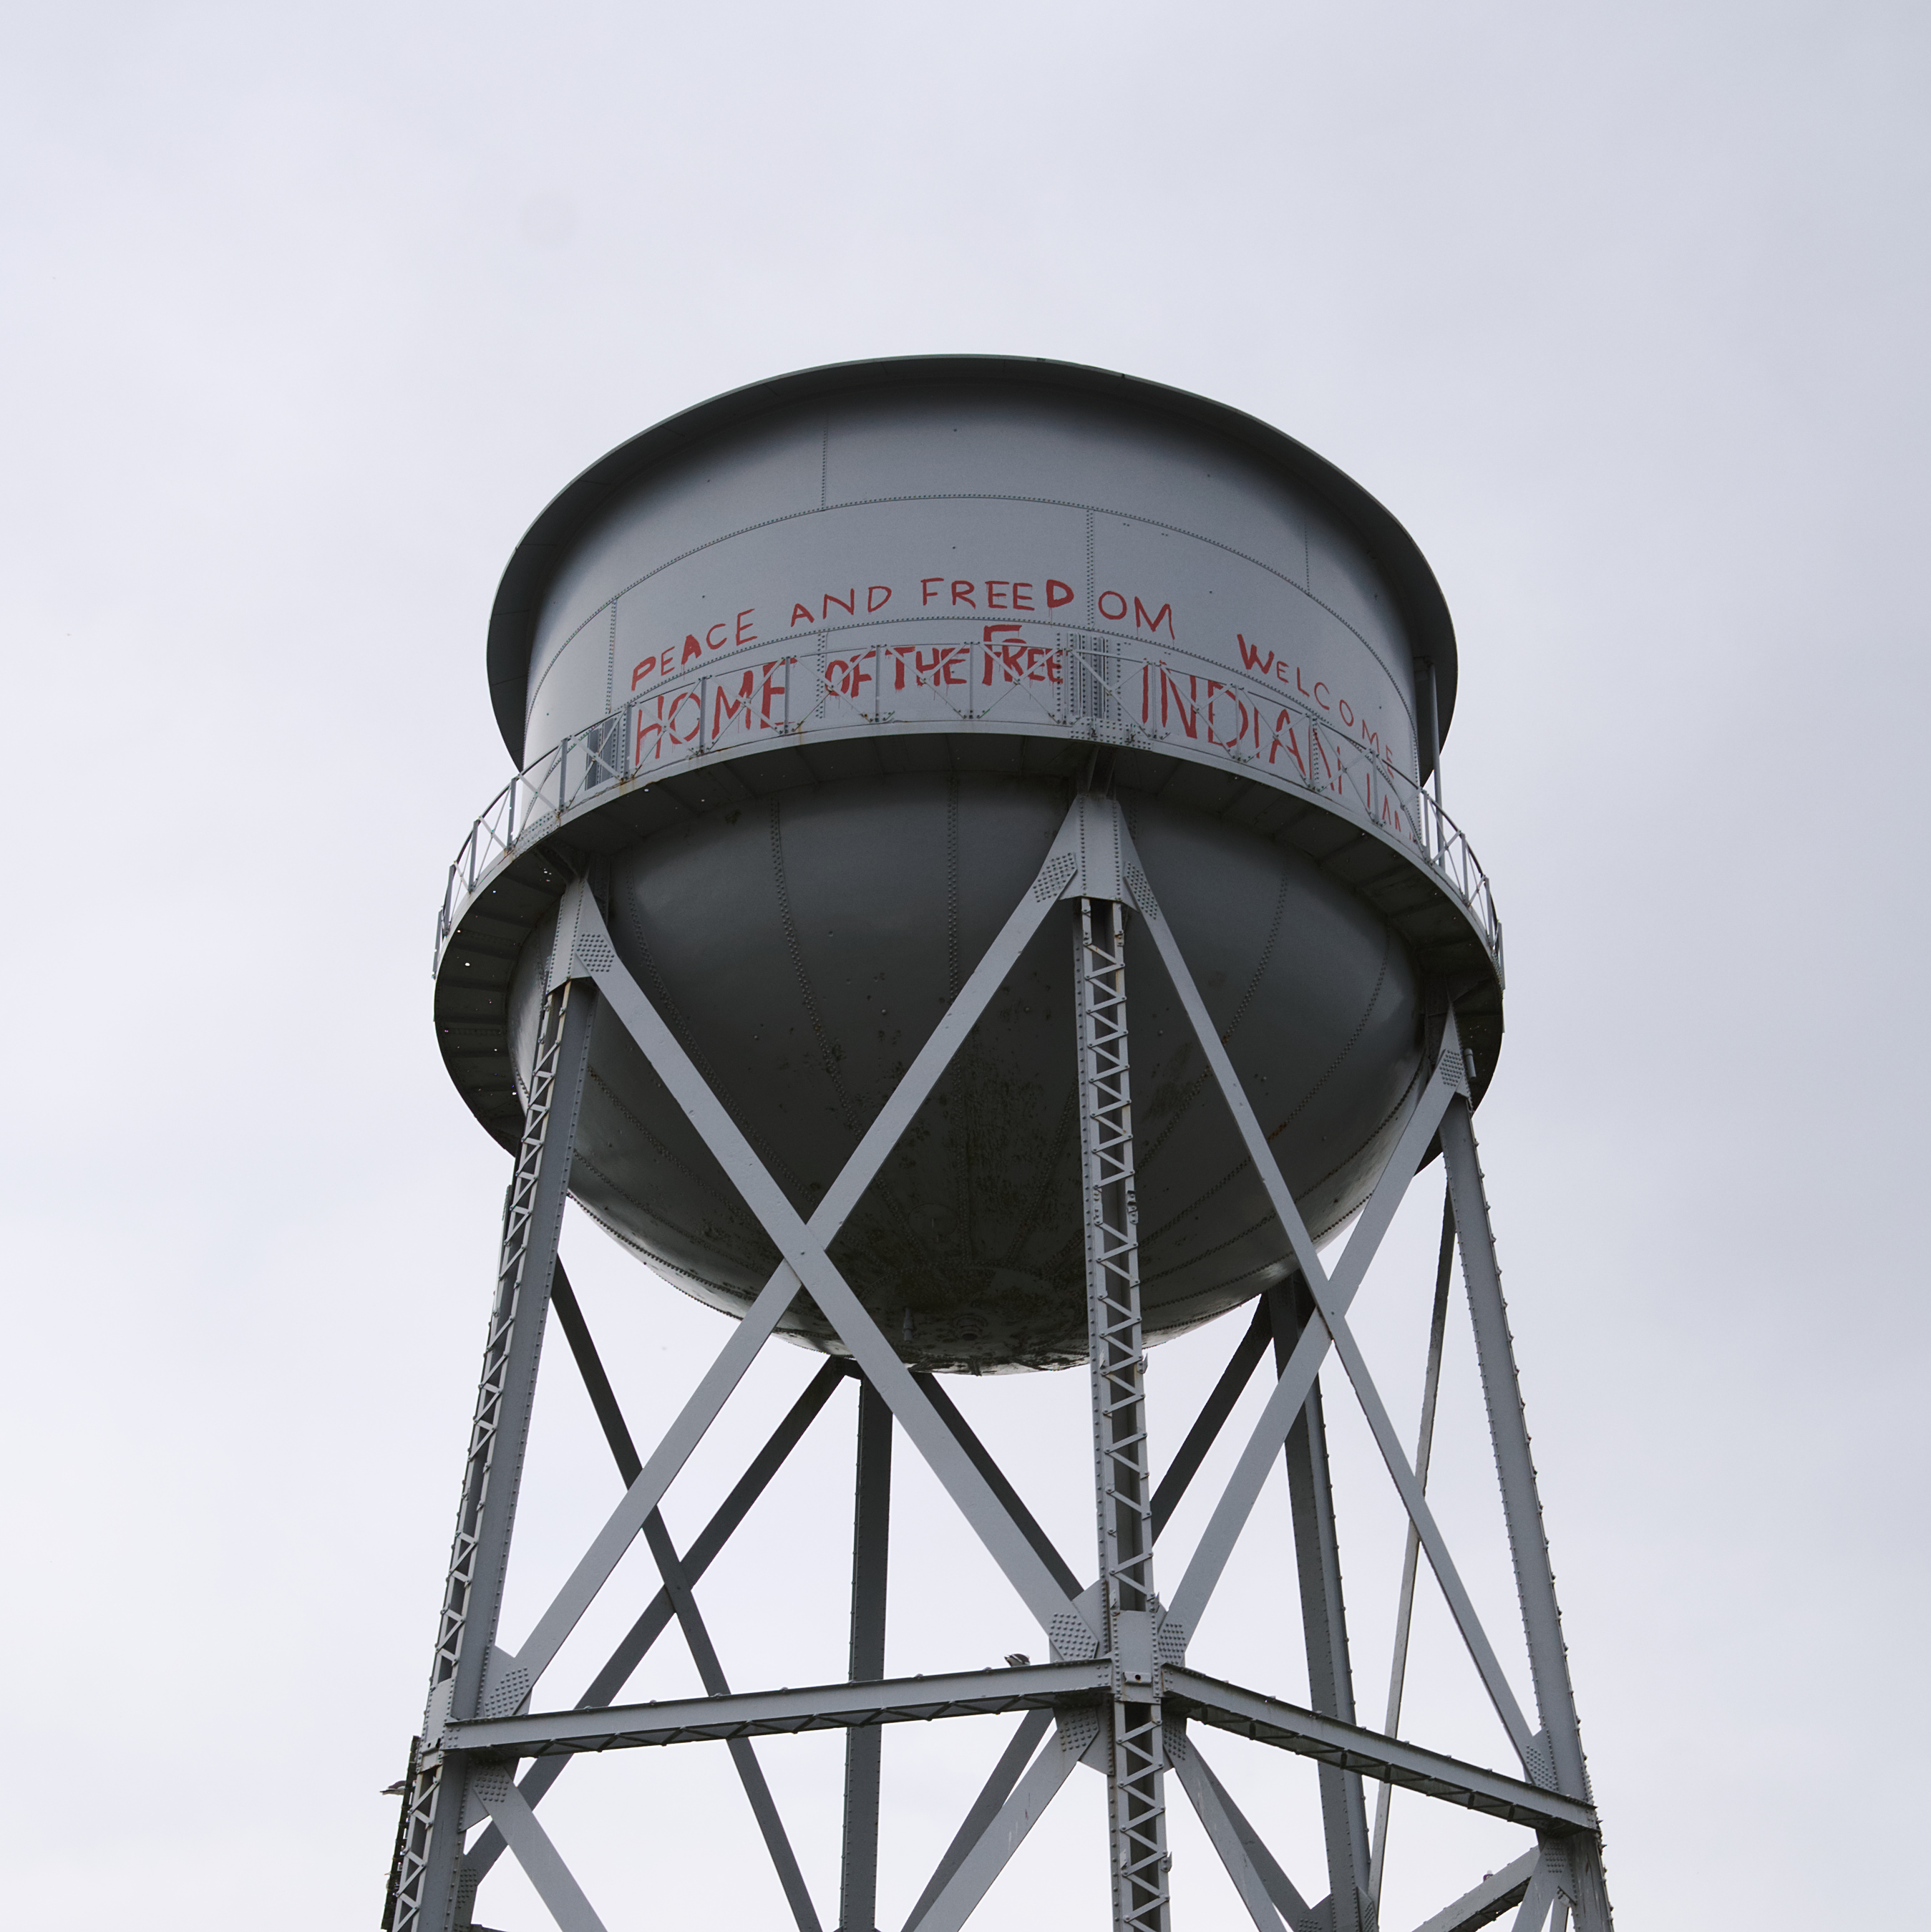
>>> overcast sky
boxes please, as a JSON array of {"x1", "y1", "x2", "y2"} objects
[{"x1": 3, "y1": 4, "x2": 1925, "y2": 1928}]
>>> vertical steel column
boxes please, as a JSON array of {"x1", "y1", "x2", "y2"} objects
[
  {"x1": 838, "y1": 1376, "x2": 894, "y2": 1932},
  {"x1": 387, "y1": 978, "x2": 596, "y2": 1932},
  {"x1": 1439, "y1": 1094, "x2": 1613, "y2": 1932},
  {"x1": 1268, "y1": 1279, "x2": 1372, "y2": 1932},
  {"x1": 1076, "y1": 894, "x2": 1169, "y2": 1932}
]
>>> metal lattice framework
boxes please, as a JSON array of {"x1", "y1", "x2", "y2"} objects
[
  {"x1": 1077, "y1": 891, "x2": 1169, "y2": 1932},
  {"x1": 389, "y1": 976, "x2": 595, "y2": 1932},
  {"x1": 387, "y1": 791, "x2": 1610, "y2": 1932}
]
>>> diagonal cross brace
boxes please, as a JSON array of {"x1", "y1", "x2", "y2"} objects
[
  {"x1": 1117, "y1": 813, "x2": 1535, "y2": 1761},
  {"x1": 1172, "y1": 1732, "x2": 1303, "y2": 1932},
  {"x1": 1185, "y1": 1744, "x2": 1316, "y2": 1928},
  {"x1": 1508, "y1": 1868, "x2": 1559, "y2": 1932},
  {"x1": 463, "y1": 1360, "x2": 848, "y2": 1885},
  {"x1": 1371, "y1": 1193, "x2": 1459, "y2": 1910},
  {"x1": 507, "y1": 808, "x2": 1103, "y2": 1693},
  {"x1": 550, "y1": 1267, "x2": 822, "y2": 1932},
  {"x1": 1159, "y1": 1029, "x2": 1454, "y2": 1633},
  {"x1": 908, "y1": 1722, "x2": 1083, "y2": 1932},
  {"x1": 1148, "y1": 1300, "x2": 1271, "y2": 1541},
  {"x1": 472, "y1": 1772, "x2": 608, "y2": 1932},
  {"x1": 575, "y1": 910, "x2": 1091, "y2": 1636},
  {"x1": 900, "y1": 1710, "x2": 1055, "y2": 1932},
  {"x1": 1407, "y1": 1849, "x2": 1540, "y2": 1932},
  {"x1": 509, "y1": 1262, "x2": 801, "y2": 1690}
]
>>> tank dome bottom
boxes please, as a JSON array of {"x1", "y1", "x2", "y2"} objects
[{"x1": 505, "y1": 766, "x2": 1431, "y2": 1372}]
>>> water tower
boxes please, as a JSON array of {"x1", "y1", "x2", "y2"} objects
[{"x1": 384, "y1": 358, "x2": 1613, "y2": 1932}]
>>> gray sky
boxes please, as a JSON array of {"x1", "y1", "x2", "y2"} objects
[{"x1": 3, "y1": 4, "x2": 1925, "y2": 1926}]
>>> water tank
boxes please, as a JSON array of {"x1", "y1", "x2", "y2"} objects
[{"x1": 432, "y1": 357, "x2": 1502, "y2": 1371}]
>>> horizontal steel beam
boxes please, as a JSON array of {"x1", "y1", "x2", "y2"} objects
[
  {"x1": 445, "y1": 1661, "x2": 1112, "y2": 1760},
  {"x1": 1162, "y1": 1670, "x2": 1596, "y2": 1837}
]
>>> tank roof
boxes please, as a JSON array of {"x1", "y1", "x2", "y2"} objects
[{"x1": 485, "y1": 354, "x2": 1460, "y2": 767}]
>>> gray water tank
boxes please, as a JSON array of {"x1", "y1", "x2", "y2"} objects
[{"x1": 434, "y1": 357, "x2": 1503, "y2": 1372}]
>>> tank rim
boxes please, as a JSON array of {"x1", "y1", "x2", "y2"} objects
[
  {"x1": 431, "y1": 743, "x2": 1503, "y2": 1165},
  {"x1": 485, "y1": 354, "x2": 1460, "y2": 770}
]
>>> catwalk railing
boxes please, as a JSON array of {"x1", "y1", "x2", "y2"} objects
[{"x1": 434, "y1": 635, "x2": 1501, "y2": 976}]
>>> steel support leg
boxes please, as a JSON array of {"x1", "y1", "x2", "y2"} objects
[
  {"x1": 1439, "y1": 1092, "x2": 1611, "y2": 1931},
  {"x1": 1076, "y1": 893, "x2": 1169, "y2": 1932},
  {"x1": 1269, "y1": 1278, "x2": 1372, "y2": 1932},
  {"x1": 840, "y1": 1377, "x2": 894, "y2": 1932},
  {"x1": 387, "y1": 977, "x2": 596, "y2": 1932}
]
